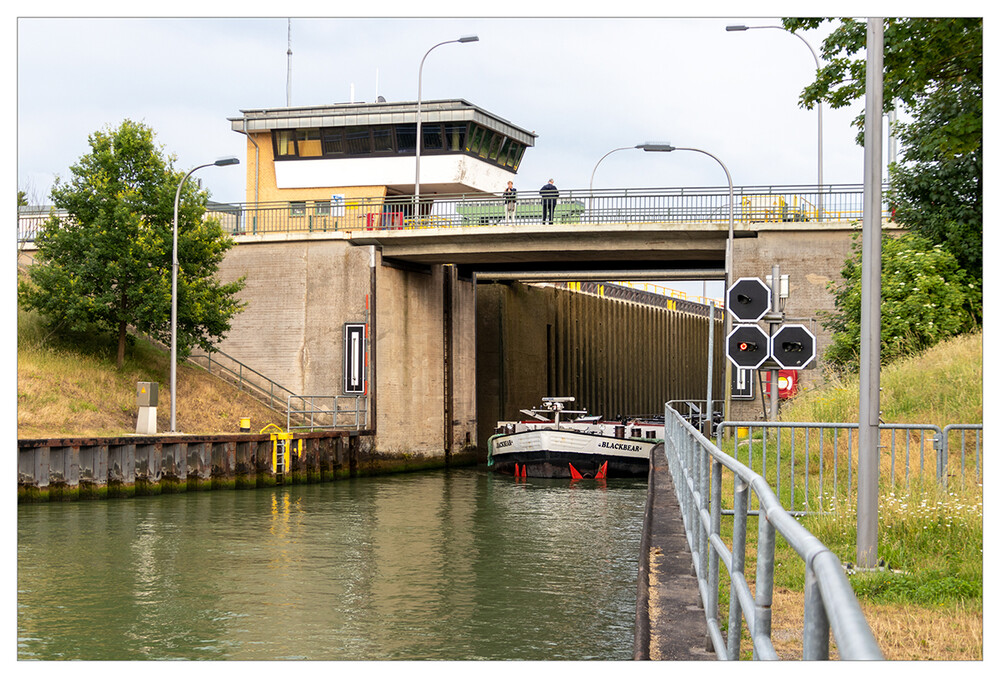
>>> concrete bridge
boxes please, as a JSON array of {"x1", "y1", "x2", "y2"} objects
[{"x1": 18, "y1": 184, "x2": 901, "y2": 461}]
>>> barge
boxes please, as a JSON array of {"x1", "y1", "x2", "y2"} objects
[{"x1": 488, "y1": 397, "x2": 663, "y2": 479}]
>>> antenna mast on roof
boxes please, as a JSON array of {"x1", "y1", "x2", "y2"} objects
[{"x1": 286, "y1": 19, "x2": 292, "y2": 107}]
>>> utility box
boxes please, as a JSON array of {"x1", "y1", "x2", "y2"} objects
[
  {"x1": 137, "y1": 382, "x2": 158, "y2": 407},
  {"x1": 136, "y1": 382, "x2": 158, "y2": 434}
]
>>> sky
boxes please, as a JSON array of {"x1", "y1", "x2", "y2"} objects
[
  {"x1": 11, "y1": 5, "x2": 992, "y2": 302},
  {"x1": 17, "y1": 13, "x2": 881, "y2": 207}
]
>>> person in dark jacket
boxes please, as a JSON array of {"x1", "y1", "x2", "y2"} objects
[
  {"x1": 540, "y1": 179, "x2": 558, "y2": 224},
  {"x1": 503, "y1": 181, "x2": 517, "y2": 224}
]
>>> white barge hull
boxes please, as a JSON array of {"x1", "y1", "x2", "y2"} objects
[{"x1": 490, "y1": 428, "x2": 655, "y2": 478}]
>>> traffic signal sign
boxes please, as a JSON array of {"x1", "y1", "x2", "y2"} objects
[
  {"x1": 727, "y1": 277, "x2": 772, "y2": 322},
  {"x1": 726, "y1": 324, "x2": 770, "y2": 369},
  {"x1": 770, "y1": 324, "x2": 816, "y2": 369}
]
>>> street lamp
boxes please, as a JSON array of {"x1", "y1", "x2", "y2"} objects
[
  {"x1": 589, "y1": 143, "x2": 679, "y2": 191},
  {"x1": 641, "y1": 143, "x2": 735, "y2": 421},
  {"x1": 727, "y1": 24, "x2": 824, "y2": 218},
  {"x1": 170, "y1": 156, "x2": 240, "y2": 433},
  {"x1": 414, "y1": 35, "x2": 479, "y2": 215}
]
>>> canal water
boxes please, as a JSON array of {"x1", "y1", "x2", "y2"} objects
[{"x1": 18, "y1": 468, "x2": 647, "y2": 660}]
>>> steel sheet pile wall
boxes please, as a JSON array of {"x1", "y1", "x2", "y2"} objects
[
  {"x1": 18, "y1": 431, "x2": 376, "y2": 502},
  {"x1": 476, "y1": 282, "x2": 724, "y2": 448}
]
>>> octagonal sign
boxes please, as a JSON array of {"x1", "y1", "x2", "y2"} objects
[
  {"x1": 727, "y1": 277, "x2": 772, "y2": 322},
  {"x1": 770, "y1": 324, "x2": 816, "y2": 369},
  {"x1": 726, "y1": 324, "x2": 770, "y2": 370}
]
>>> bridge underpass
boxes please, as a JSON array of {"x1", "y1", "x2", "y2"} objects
[
  {"x1": 11, "y1": 184, "x2": 900, "y2": 461},
  {"x1": 159, "y1": 196, "x2": 896, "y2": 461}
]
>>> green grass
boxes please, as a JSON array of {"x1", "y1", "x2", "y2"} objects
[{"x1": 781, "y1": 331, "x2": 983, "y2": 426}]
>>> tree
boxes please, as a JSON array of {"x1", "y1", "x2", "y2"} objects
[
  {"x1": 782, "y1": 18, "x2": 982, "y2": 284},
  {"x1": 822, "y1": 232, "x2": 980, "y2": 372},
  {"x1": 18, "y1": 120, "x2": 245, "y2": 367}
]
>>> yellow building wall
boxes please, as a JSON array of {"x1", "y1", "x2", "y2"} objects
[
  {"x1": 242, "y1": 131, "x2": 390, "y2": 204},
  {"x1": 241, "y1": 131, "x2": 394, "y2": 231}
]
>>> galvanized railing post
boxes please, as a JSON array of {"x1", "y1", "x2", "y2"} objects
[
  {"x1": 727, "y1": 477, "x2": 749, "y2": 659},
  {"x1": 707, "y1": 457, "x2": 723, "y2": 653},
  {"x1": 803, "y1": 564, "x2": 831, "y2": 659},
  {"x1": 753, "y1": 512, "x2": 775, "y2": 659},
  {"x1": 698, "y1": 437, "x2": 710, "y2": 587}
]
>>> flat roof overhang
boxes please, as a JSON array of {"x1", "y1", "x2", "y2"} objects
[{"x1": 229, "y1": 99, "x2": 537, "y2": 147}]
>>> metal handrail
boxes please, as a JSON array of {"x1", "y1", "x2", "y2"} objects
[
  {"x1": 18, "y1": 184, "x2": 893, "y2": 242},
  {"x1": 286, "y1": 395, "x2": 369, "y2": 431},
  {"x1": 216, "y1": 184, "x2": 889, "y2": 236},
  {"x1": 187, "y1": 348, "x2": 298, "y2": 413},
  {"x1": 664, "y1": 405, "x2": 883, "y2": 660}
]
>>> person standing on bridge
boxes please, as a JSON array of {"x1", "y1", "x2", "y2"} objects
[
  {"x1": 540, "y1": 179, "x2": 559, "y2": 224},
  {"x1": 504, "y1": 181, "x2": 517, "y2": 224}
]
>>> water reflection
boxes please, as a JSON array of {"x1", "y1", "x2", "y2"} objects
[{"x1": 18, "y1": 469, "x2": 645, "y2": 660}]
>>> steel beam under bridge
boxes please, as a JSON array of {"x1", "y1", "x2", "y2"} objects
[
  {"x1": 474, "y1": 269, "x2": 726, "y2": 282},
  {"x1": 349, "y1": 221, "x2": 733, "y2": 278}
]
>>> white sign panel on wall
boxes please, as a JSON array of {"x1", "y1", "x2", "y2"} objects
[{"x1": 344, "y1": 323, "x2": 366, "y2": 394}]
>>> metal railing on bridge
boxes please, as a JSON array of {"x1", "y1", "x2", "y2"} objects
[
  {"x1": 205, "y1": 184, "x2": 891, "y2": 237},
  {"x1": 17, "y1": 184, "x2": 892, "y2": 243},
  {"x1": 663, "y1": 405, "x2": 884, "y2": 660}
]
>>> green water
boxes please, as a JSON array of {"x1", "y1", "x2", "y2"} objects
[{"x1": 17, "y1": 468, "x2": 647, "y2": 660}]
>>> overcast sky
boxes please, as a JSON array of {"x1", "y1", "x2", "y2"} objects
[
  {"x1": 13, "y1": 5, "x2": 992, "y2": 306},
  {"x1": 17, "y1": 13, "x2": 886, "y2": 206}
]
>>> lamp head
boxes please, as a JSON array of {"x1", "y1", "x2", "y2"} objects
[
  {"x1": 726, "y1": 25, "x2": 749, "y2": 31},
  {"x1": 636, "y1": 142, "x2": 675, "y2": 152},
  {"x1": 458, "y1": 35, "x2": 479, "y2": 43},
  {"x1": 214, "y1": 156, "x2": 240, "y2": 166}
]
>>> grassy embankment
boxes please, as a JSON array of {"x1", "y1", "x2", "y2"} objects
[
  {"x1": 17, "y1": 306, "x2": 287, "y2": 438},
  {"x1": 718, "y1": 331, "x2": 983, "y2": 660}
]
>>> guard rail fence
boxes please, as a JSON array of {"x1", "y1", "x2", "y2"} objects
[
  {"x1": 663, "y1": 404, "x2": 884, "y2": 660},
  {"x1": 716, "y1": 421, "x2": 983, "y2": 515}
]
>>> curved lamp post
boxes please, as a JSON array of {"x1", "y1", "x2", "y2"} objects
[
  {"x1": 589, "y1": 143, "x2": 679, "y2": 220},
  {"x1": 414, "y1": 35, "x2": 478, "y2": 214},
  {"x1": 170, "y1": 156, "x2": 240, "y2": 432},
  {"x1": 640, "y1": 142, "x2": 735, "y2": 421},
  {"x1": 727, "y1": 24, "x2": 823, "y2": 218}
]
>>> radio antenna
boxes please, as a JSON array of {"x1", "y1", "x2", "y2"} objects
[{"x1": 286, "y1": 19, "x2": 292, "y2": 107}]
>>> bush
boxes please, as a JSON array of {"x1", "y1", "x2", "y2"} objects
[{"x1": 821, "y1": 232, "x2": 980, "y2": 372}]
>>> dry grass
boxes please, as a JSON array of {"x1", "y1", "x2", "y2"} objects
[
  {"x1": 17, "y1": 309, "x2": 286, "y2": 438},
  {"x1": 765, "y1": 589, "x2": 983, "y2": 660}
]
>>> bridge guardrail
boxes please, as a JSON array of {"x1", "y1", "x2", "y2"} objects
[
  {"x1": 664, "y1": 405, "x2": 884, "y2": 660},
  {"x1": 18, "y1": 184, "x2": 893, "y2": 242}
]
